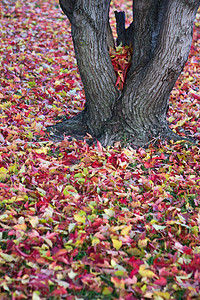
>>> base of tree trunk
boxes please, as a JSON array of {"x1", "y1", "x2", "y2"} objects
[
  {"x1": 46, "y1": 113, "x2": 195, "y2": 148},
  {"x1": 98, "y1": 121, "x2": 194, "y2": 148}
]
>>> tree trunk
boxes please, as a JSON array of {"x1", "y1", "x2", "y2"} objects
[
  {"x1": 58, "y1": 0, "x2": 119, "y2": 139},
  {"x1": 49, "y1": 0, "x2": 200, "y2": 147}
]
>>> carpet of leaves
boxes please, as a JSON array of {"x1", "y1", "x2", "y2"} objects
[{"x1": 0, "y1": 1, "x2": 200, "y2": 299}]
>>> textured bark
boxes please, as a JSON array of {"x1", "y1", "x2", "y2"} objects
[
  {"x1": 117, "y1": 0, "x2": 199, "y2": 144},
  {"x1": 130, "y1": 0, "x2": 167, "y2": 72},
  {"x1": 67, "y1": 0, "x2": 119, "y2": 136},
  {"x1": 48, "y1": 0, "x2": 200, "y2": 147},
  {"x1": 100, "y1": 0, "x2": 200, "y2": 146},
  {"x1": 107, "y1": 21, "x2": 115, "y2": 49},
  {"x1": 59, "y1": 0, "x2": 75, "y2": 23}
]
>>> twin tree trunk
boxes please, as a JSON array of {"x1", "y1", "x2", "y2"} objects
[{"x1": 52, "y1": 0, "x2": 200, "y2": 147}]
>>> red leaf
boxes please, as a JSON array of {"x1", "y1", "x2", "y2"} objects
[
  {"x1": 51, "y1": 287, "x2": 68, "y2": 296},
  {"x1": 153, "y1": 277, "x2": 167, "y2": 286},
  {"x1": 97, "y1": 140, "x2": 103, "y2": 152},
  {"x1": 115, "y1": 75, "x2": 121, "y2": 87}
]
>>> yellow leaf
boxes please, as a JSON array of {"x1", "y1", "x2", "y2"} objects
[
  {"x1": 29, "y1": 216, "x2": 39, "y2": 228},
  {"x1": 13, "y1": 223, "x2": 27, "y2": 231},
  {"x1": 121, "y1": 225, "x2": 132, "y2": 235},
  {"x1": 114, "y1": 270, "x2": 125, "y2": 276},
  {"x1": 36, "y1": 67, "x2": 43, "y2": 73},
  {"x1": 3, "y1": 196, "x2": 26, "y2": 204},
  {"x1": 104, "y1": 209, "x2": 115, "y2": 217},
  {"x1": 55, "y1": 279, "x2": 70, "y2": 289},
  {"x1": 43, "y1": 238, "x2": 53, "y2": 248},
  {"x1": 36, "y1": 187, "x2": 46, "y2": 197},
  {"x1": 141, "y1": 284, "x2": 147, "y2": 292},
  {"x1": 74, "y1": 214, "x2": 86, "y2": 224},
  {"x1": 111, "y1": 259, "x2": 117, "y2": 268},
  {"x1": 0, "y1": 214, "x2": 9, "y2": 221},
  {"x1": 0, "y1": 253, "x2": 17, "y2": 262},
  {"x1": 15, "y1": 0, "x2": 22, "y2": 8},
  {"x1": 153, "y1": 291, "x2": 170, "y2": 299},
  {"x1": 139, "y1": 265, "x2": 157, "y2": 278},
  {"x1": 68, "y1": 270, "x2": 78, "y2": 279},
  {"x1": 35, "y1": 147, "x2": 48, "y2": 154},
  {"x1": 18, "y1": 216, "x2": 25, "y2": 224},
  {"x1": 8, "y1": 164, "x2": 18, "y2": 174},
  {"x1": 126, "y1": 247, "x2": 143, "y2": 257},
  {"x1": 102, "y1": 287, "x2": 113, "y2": 295},
  {"x1": 191, "y1": 226, "x2": 198, "y2": 236},
  {"x1": 32, "y1": 291, "x2": 41, "y2": 300},
  {"x1": 54, "y1": 80, "x2": 61, "y2": 85},
  {"x1": 111, "y1": 277, "x2": 125, "y2": 289},
  {"x1": 112, "y1": 238, "x2": 122, "y2": 250},
  {"x1": 21, "y1": 274, "x2": 29, "y2": 284},
  {"x1": 123, "y1": 149, "x2": 136, "y2": 156},
  {"x1": 138, "y1": 238, "x2": 149, "y2": 249},
  {"x1": 173, "y1": 117, "x2": 192, "y2": 128},
  {"x1": 19, "y1": 165, "x2": 26, "y2": 173},
  {"x1": 0, "y1": 167, "x2": 8, "y2": 181},
  {"x1": 168, "y1": 116, "x2": 175, "y2": 123},
  {"x1": 188, "y1": 76, "x2": 194, "y2": 82},
  {"x1": 91, "y1": 237, "x2": 100, "y2": 246},
  {"x1": 63, "y1": 185, "x2": 78, "y2": 196},
  {"x1": 152, "y1": 224, "x2": 166, "y2": 231},
  {"x1": 43, "y1": 207, "x2": 53, "y2": 218}
]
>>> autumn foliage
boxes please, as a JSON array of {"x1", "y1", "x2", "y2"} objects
[
  {"x1": 0, "y1": 0, "x2": 200, "y2": 299},
  {"x1": 110, "y1": 45, "x2": 133, "y2": 90}
]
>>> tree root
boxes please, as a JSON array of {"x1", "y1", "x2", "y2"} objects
[
  {"x1": 46, "y1": 112, "x2": 89, "y2": 142},
  {"x1": 98, "y1": 124, "x2": 197, "y2": 148},
  {"x1": 46, "y1": 114, "x2": 197, "y2": 148}
]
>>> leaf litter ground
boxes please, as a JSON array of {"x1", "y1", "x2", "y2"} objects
[{"x1": 0, "y1": 1, "x2": 200, "y2": 299}]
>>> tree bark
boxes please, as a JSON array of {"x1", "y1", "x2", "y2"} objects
[
  {"x1": 59, "y1": 0, "x2": 119, "y2": 138},
  {"x1": 49, "y1": 0, "x2": 200, "y2": 147},
  {"x1": 122, "y1": 0, "x2": 199, "y2": 143},
  {"x1": 101, "y1": 0, "x2": 200, "y2": 146}
]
